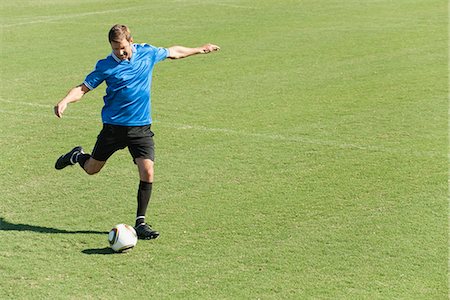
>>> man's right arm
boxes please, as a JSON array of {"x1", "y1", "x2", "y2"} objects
[{"x1": 54, "y1": 83, "x2": 90, "y2": 118}]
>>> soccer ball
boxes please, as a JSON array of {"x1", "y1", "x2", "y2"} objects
[{"x1": 108, "y1": 224, "x2": 138, "y2": 253}]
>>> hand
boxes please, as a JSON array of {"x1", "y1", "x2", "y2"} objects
[
  {"x1": 200, "y1": 44, "x2": 220, "y2": 54},
  {"x1": 54, "y1": 101, "x2": 67, "y2": 118}
]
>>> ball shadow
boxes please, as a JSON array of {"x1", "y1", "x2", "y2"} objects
[{"x1": 81, "y1": 247, "x2": 117, "y2": 255}]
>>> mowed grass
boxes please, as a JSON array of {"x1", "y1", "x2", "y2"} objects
[{"x1": 0, "y1": 0, "x2": 447, "y2": 299}]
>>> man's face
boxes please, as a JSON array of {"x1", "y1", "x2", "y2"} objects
[{"x1": 110, "y1": 38, "x2": 133, "y2": 61}]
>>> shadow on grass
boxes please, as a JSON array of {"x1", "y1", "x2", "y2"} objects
[
  {"x1": 0, "y1": 217, "x2": 107, "y2": 235},
  {"x1": 0, "y1": 217, "x2": 118, "y2": 255},
  {"x1": 82, "y1": 247, "x2": 116, "y2": 255}
]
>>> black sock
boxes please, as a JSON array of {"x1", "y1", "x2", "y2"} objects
[
  {"x1": 136, "y1": 181, "x2": 152, "y2": 226},
  {"x1": 76, "y1": 153, "x2": 91, "y2": 168}
]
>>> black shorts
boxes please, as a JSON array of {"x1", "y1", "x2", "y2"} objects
[{"x1": 91, "y1": 124, "x2": 155, "y2": 162}]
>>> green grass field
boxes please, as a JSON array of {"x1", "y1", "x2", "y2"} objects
[{"x1": 0, "y1": 0, "x2": 447, "y2": 298}]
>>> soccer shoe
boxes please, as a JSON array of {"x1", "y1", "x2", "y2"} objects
[
  {"x1": 134, "y1": 223, "x2": 160, "y2": 240},
  {"x1": 55, "y1": 146, "x2": 84, "y2": 170}
]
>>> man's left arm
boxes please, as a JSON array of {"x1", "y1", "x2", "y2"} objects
[{"x1": 167, "y1": 44, "x2": 220, "y2": 59}]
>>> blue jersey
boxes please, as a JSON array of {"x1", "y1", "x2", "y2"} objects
[{"x1": 83, "y1": 43, "x2": 169, "y2": 126}]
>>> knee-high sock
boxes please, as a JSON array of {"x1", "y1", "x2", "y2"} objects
[
  {"x1": 136, "y1": 181, "x2": 152, "y2": 226},
  {"x1": 76, "y1": 153, "x2": 91, "y2": 168}
]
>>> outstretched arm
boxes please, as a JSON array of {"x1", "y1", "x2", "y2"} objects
[
  {"x1": 167, "y1": 44, "x2": 220, "y2": 59},
  {"x1": 54, "y1": 83, "x2": 90, "y2": 118}
]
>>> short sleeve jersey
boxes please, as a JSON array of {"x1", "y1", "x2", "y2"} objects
[{"x1": 83, "y1": 44, "x2": 169, "y2": 126}]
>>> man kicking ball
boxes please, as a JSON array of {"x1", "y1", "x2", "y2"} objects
[{"x1": 54, "y1": 24, "x2": 220, "y2": 240}]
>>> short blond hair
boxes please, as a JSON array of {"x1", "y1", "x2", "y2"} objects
[{"x1": 108, "y1": 24, "x2": 132, "y2": 43}]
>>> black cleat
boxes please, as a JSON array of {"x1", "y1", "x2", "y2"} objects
[
  {"x1": 134, "y1": 223, "x2": 159, "y2": 240},
  {"x1": 55, "y1": 146, "x2": 84, "y2": 170}
]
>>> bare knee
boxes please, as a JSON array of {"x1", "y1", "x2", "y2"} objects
[
  {"x1": 136, "y1": 158, "x2": 154, "y2": 183},
  {"x1": 83, "y1": 158, "x2": 105, "y2": 175},
  {"x1": 138, "y1": 165, "x2": 153, "y2": 182},
  {"x1": 141, "y1": 169, "x2": 153, "y2": 182},
  {"x1": 84, "y1": 167, "x2": 100, "y2": 175}
]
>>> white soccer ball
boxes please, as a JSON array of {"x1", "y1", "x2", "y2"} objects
[{"x1": 108, "y1": 224, "x2": 138, "y2": 252}]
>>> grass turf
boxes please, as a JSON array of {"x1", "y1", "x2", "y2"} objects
[{"x1": 0, "y1": 0, "x2": 447, "y2": 298}]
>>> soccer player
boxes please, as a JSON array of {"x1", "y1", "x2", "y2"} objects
[{"x1": 54, "y1": 24, "x2": 220, "y2": 240}]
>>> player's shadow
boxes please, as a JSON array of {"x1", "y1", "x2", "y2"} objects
[
  {"x1": 0, "y1": 217, "x2": 119, "y2": 255},
  {"x1": 0, "y1": 217, "x2": 107, "y2": 235}
]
